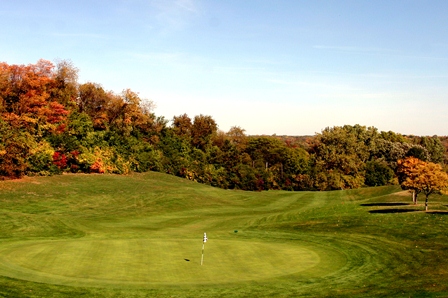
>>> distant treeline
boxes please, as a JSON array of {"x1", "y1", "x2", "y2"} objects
[{"x1": 1, "y1": 59, "x2": 447, "y2": 190}]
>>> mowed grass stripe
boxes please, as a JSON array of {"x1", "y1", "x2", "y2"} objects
[{"x1": 0, "y1": 239, "x2": 321, "y2": 286}]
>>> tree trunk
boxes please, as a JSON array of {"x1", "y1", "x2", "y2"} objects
[{"x1": 425, "y1": 195, "x2": 429, "y2": 211}]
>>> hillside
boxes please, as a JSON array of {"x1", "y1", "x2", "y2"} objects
[{"x1": 0, "y1": 172, "x2": 447, "y2": 297}]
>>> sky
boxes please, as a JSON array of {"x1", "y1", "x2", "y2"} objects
[{"x1": 1, "y1": 0, "x2": 448, "y2": 136}]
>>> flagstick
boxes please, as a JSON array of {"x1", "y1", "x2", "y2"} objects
[
  {"x1": 201, "y1": 241, "x2": 205, "y2": 266},
  {"x1": 201, "y1": 232, "x2": 207, "y2": 266}
]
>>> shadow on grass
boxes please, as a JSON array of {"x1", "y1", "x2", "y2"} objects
[
  {"x1": 369, "y1": 208, "x2": 420, "y2": 214},
  {"x1": 361, "y1": 202, "x2": 410, "y2": 207},
  {"x1": 426, "y1": 211, "x2": 448, "y2": 215}
]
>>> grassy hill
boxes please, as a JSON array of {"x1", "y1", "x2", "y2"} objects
[{"x1": 0, "y1": 172, "x2": 447, "y2": 297}]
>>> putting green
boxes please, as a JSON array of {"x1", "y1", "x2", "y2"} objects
[{"x1": 0, "y1": 238, "x2": 320, "y2": 286}]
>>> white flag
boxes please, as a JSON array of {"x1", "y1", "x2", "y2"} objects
[{"x1": 203, "y1": 232, "x2": 208, "y2": 243}]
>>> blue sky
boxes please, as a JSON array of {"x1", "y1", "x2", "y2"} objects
[{"x1": 1, "y1": 0, "x2": 448, "y2": 136}]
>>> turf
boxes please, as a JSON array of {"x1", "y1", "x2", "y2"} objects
[{"x1": 0, "y1": 172, "x2": 447, "y2": 297}]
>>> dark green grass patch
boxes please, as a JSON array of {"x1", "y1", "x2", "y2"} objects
[{"x1": 0, "y1": 173, "x2": 447, "y2": 297}]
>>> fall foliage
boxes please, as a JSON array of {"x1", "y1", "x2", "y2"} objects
[
  {"x1": 398, "y1": 157, "x2": 448, "y2": 211},
  {"x1": 397, "y1": 157, "x2": 425, "y2": 204},
  {"x1": 1, "y1": 59, "x2": 447, "y2": 193}
]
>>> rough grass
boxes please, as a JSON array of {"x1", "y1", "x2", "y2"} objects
[{"x1": 0, "y1": 172, "x2": 447, "y2": 297}]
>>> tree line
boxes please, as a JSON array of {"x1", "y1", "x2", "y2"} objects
[{"x1": 1, "y1": 59, "x2": 447, "y2": 195}]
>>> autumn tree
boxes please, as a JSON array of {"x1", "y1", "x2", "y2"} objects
[
  {"x1": 416, "y1": 162, "x2": 448, "y2": 211},
  {"x1": 397, "y1": 157, "x2": 425, "y2": 204},
  {"x1": 226, "y1": 126, "x2": 248, "y2": 152},
  {"x1": 107, "y1": 89, "x2": 150, "y2": 136},
  {"x1": 398, "y1": 157, "x2": 448, "y2": 210},
  {"x1": 211, "y1": 130, "x2": 227, "y2": 149},
  {"x1": 172, "y1": 113, "x2": 192, "y2": 138},
  {"x1": 50, "y1": 59, "x2": 79, "y2": 109},
  {"x1": 0, "y1": 60, "x2": 69, "y2": 134},
  {"x1": 191, "y1": 114, "x2": 218, "y2": 151},
  {"x1": 77, "y1": 82, "x2": 113, "y2": 130}
]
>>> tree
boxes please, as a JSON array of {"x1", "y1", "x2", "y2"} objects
[
  {"x1": 405, "y1": 146, "x2": 428, "y2": 161},
  {"x1": 397, "y1": 157, "x2": 425, "y2": 204},
  {"x1": 419, "y1": 136, "x2": 445, "y2": 163},
  {"x1": 310, "y1": 125, "x2": 377, "y2": 190},
  {"x1": 365, "y1": 159, "x2": 394, "y2": 186},
  {"x1": 372, "y1": 139, "x2": 428, "y2": 170},
  {"x1": 0, "y1": 60, "x2": 69, "y2": 134},
  {"x1": 246, "y1": 137, "x2": 285, "y2": 169},
  {"x1": 77, "y1": 82, "x2": 111, "y2": 129},
  {"x1": 190, "y1": 115, "x2": 217, "y2": 151},
  {"x1": 398, "y1": 157, "x2": 448, "y2": 210},
  {"x1": 226, "y1": 126, "x2": 248, "y2": 152},
  {"x1": 108, "y1": 89, "x2": 153, "y2": 136},
  {"x1": 172, "y1": 113, "x2": 192, "y2": 138},
  {"x1": 414, "y1": 162, "x2": 448, "y2": 211},
  {"x1": 51, "y1": 59, "x2": 79, "y2": 109},
  {"x1": 0, "y1": 119, "x2": 33, "y2": 179}
]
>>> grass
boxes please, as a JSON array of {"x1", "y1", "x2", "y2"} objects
[{"x1": 0, "y1": 172, "x2": 447, "y2": 297}]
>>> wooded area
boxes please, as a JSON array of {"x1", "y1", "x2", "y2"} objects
[{"x1": 1, "y1": 59, "x2": 447, "y2": 192}]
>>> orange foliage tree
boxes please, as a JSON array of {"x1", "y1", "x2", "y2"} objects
[
  {"x1": 398, "y1": 157, "x2": 448, "y2": 211},
  {"x1": 397, "y1": 157, "x2": 425, "y2": 204},
  {"x1": 0, "y1": 60, "x2": 69, "y2": 134}
]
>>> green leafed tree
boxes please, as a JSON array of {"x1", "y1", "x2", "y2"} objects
[
  {"x1": 310, "y1": 125, "x2": 378, "y2": 190},
  {"x1": 419, "y1": 136, "x2": 445, "y2": 164},
  {"x1": 0, "y1": 119, "x2": 34, "y2": 179},
  {"x1": 364, "y1": 159, "x2": 394, "y2": 186}
]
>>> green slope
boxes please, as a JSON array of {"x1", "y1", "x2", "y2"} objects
[{"x1": 0, "y1": 172, "x2": 447, "y2": 297}]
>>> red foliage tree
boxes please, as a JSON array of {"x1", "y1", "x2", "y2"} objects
[{"x1": 0, "y1": 60, "x2": 69, "y2": 133}]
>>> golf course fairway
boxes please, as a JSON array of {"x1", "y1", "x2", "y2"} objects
[{"x1": 0, "y1": 172, "x2": 447, "y2": 297}]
